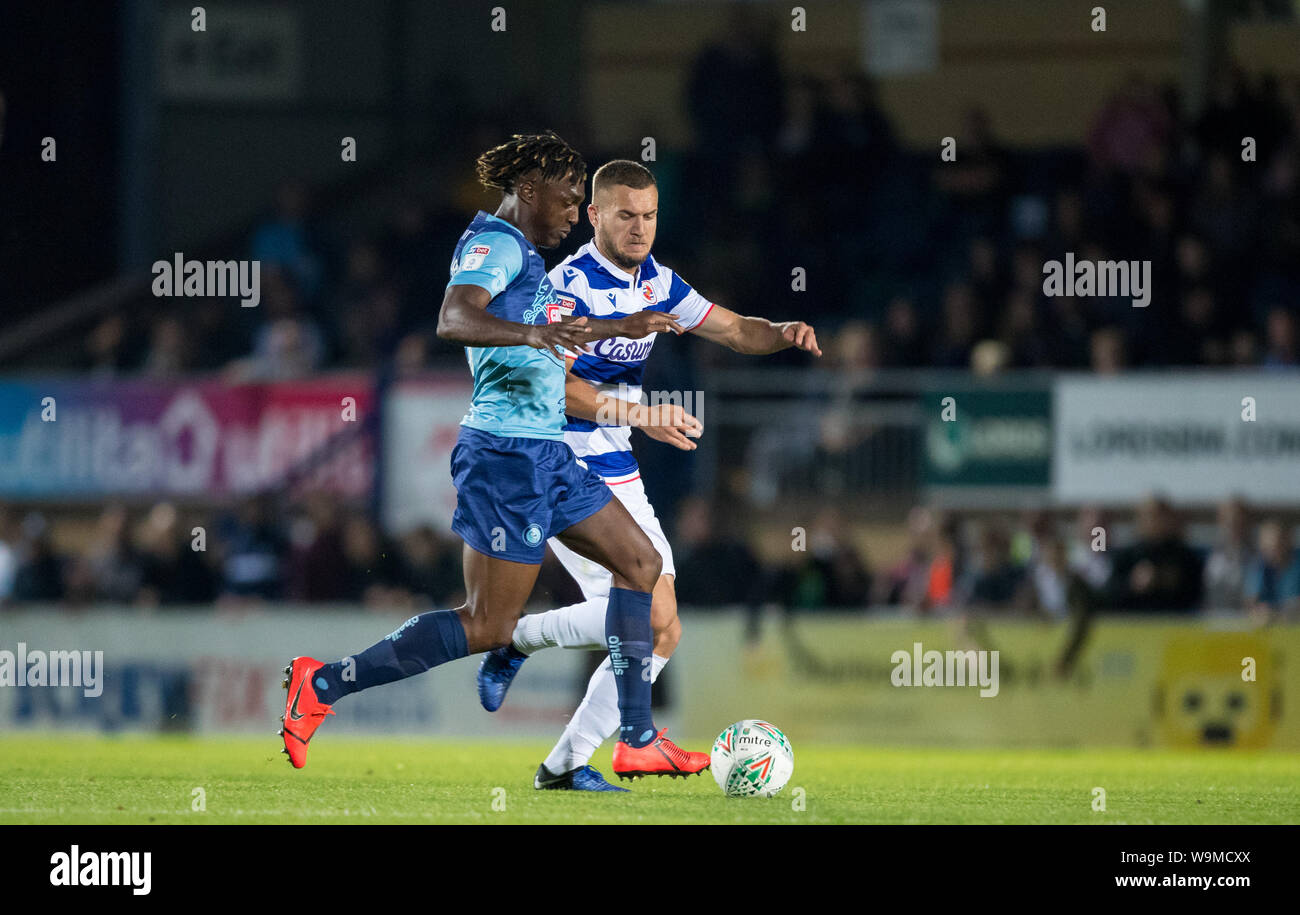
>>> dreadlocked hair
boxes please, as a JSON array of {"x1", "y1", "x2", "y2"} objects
[{"x1": 475, "y1": 131, "x2": 586, "y2": 194}]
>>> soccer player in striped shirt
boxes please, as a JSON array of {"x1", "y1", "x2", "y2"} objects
[
  {"x1": 281, "y1": 136, "x2": 708, "y2": 780},
  {"x1": 477, "y1": 159, "x2": 821, "y2": 790}
]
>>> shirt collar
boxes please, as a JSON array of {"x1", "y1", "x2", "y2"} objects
[
  {"x1": 482, "y1": 211, "x2": 525, "y2": 240},
  {"x1": 586, "y1": 241, "x2": 642, "y2": 288}
]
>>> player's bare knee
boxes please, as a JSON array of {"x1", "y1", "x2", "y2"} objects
[
  {"x1": 611, "y1": 549, "x2": 660, "y2": 593},
  {"x1": 638, "y1": 550, "x2": 664, "y2": 591},
  {"x1": 456, "y1": 604, "x2": 513, "y2": 652}
]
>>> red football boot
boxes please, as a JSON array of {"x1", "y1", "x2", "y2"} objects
[
  {"x1": 612, "y1": 729, "x2": 710, "y2": 780},
  {"x1": 279, "y1": 656, "x2": 335, "y2": 768}
]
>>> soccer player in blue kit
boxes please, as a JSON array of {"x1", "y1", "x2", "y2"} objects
[
  {"x1": 476, "y1": 159, "x2": 822, "y2": 791},
  {"x1": 279, "y1": 132, "x2": 710, "y2": 779}
]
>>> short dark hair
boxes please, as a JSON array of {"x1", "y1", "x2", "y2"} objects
[
  {"x1": 475, "y1": 130, "x2": 586, "y2": 195},
  {"x1": 592, "y1": 159, "x2": 657, "y2": 196}
]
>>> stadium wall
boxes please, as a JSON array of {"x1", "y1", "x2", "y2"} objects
[{"x1": 2, "y1": 609, "x2": 1294, "y2": 751}]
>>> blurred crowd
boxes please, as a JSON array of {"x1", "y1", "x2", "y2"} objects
[
  {"x1": 0, "y1": 496, "x2": 465, "y2": 613},
  {"x1": 669, "y1": 492, "x2": 1300, "y2": 621},
  {"x1": 5, "y1": 491, "x2": 1295, "y2": 623},
  {"x1": 63, "y1": 26, "x2": 1300, "y2": 380},
  {"x1": 9, "y1": 13, "x2": 1300, "y2": 621}
]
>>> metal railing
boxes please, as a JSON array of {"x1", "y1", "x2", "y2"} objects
[{"x1": 689, "y1": 367, "x2": 1052, "y2": 511}]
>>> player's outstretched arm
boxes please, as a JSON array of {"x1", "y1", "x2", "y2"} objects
[
  {"x1": 563, "y1": 360, "x2": 701, "y2": 450},
  {"x1": 436, "y1": 283, "x2": 593, "y2": 358},
  {"x1": 690, "y1": 303, "x2": 822, "y2": 357},
  {"x1": 582, "y1": 310, "x2": 686, "y2": 341}
]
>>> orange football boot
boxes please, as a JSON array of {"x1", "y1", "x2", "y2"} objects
[
  {"x1": 279, "y1": 656, "x2": 336, "y2": 768},
  {"x1": 612, "y1": 728, "x2": 710, "y2": 780}
]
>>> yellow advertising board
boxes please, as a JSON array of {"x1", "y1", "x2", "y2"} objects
[{"x1": 675, "y1": 614, "x2": 1297, "y2": 750}]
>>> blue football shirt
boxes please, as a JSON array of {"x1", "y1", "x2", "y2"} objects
[{"x1": 447, "y1": 212, "x2": 568, "y2": 440}]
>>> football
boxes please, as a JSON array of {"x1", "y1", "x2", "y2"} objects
[{"x1": 710, "y1": 720, "x2": 795, "y2": 797}]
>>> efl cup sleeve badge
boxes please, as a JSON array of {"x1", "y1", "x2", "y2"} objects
[
  {"x1": 546, "y1": 293, "x2": 577, "y2": 324},
  {"x1": 459, "y1": 244, "x2": 491, "y2": 272},
  {"x1": 640, "y1": 281, "x2": 655, "y2": 304}
]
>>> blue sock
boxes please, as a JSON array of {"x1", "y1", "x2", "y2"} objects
[
  {"x1": 605, "y1": 587, "x2": 655, "y2": 747},
  {"x1": 312, "y1": 610, "x2": 468, "y2": 705}
]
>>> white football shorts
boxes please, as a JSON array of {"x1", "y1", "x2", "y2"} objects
[{"x1": 547, "y1": 470, "x2": 675, "y2": 600}]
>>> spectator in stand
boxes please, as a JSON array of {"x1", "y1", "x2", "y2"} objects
[
  {"x1": 969, "y1": 339, "x2": 1010, "y2": 377},
  {"x1": 815, "y1": 71, "x2": 897, "y2": 215},
  {"x1": 137, "y1": 502, "x2": 218, "y2": 606},
  {"x1": 1017, "y1": 530, "x2": 1092, "y2": 621},
  {"x1": 810, "y1": 322, "x2": 879, "y2": 494},
  {"x1": 1089, "y1": 326, "x2": 1127, "y2": 374},
  {"x1": 287, "y1": 491, "x2": 350, "y2": 602},
  {"x1": 398, "y1": 525, "x2": 464, "y2": 608},
  {"x1": 933, "y1": 105, "x2": 1010, "y2": 237},
  {"x1": 1010, "y1": 509, "x2": 1052, "y2": 566},
  {"x1": 684, "y1": 6, "x2": 783, "y2": 222},
  {"x1": 999, "y1": 287, "x2": 1053, "y2": 368},
  {"x1": 1261, "y1": 306, "x2": 1298, "y2": 370},
  {"x1": 956, "y1": 522, "x2": 1024, "y2": 611},
  {"x1": 1229, "y1": 328, "x2": 1260, "y2": 366},
  {"x1": 1166, "y1": 286, "x2": 1223, "y2": 366},
  {"x1": 81, "y1": 313, "x2": 134, "y2": 379},
  {"x1": 1243, "y1": 519, "x2": 1300, "y2": 619},
  {"x1": 216, "y1": 494, "x2": 288, "y2": 602},
  {"x1": 1068, "y1": 505, "x2": 1112, "y2": 594},
  {"x1": 779, "y1": 506, "x2": 871, "y2": 610},
  {"x1": 326, "y1": 238, "x2": 403, "y2": 368},
  {"x1": 340, "y1": 512, "x2": 407, "y2": 607},
  {"x1": 1087, "y1": 73, "x2": 1173, "y2": 176},
  {"x1": 775, "y1": 75, "x2": 819, "y2": 169},
  {"x1": 1189, "y1": 152, "x2": 1260, "y2": 273},
  {"x1": 930, "y1": 282, "x2": 980, "y2": 368},
  {"x1": 1194, "y1": 66, "x2": 1256, "y2": 164},
  {"x1": 141, "y1": 316, "x2": 192, "y2": 378},
  {"x1": 1203, "y1": 497, "x2": 1252, "y2": 612},
  {"x1": 186, "y1": 298, "x2": 250, "y2": 371},
  {"x1": 877, "y1": 506, "x2": 933, "y2": 606},
  {"x1": 672, "y1": 495, "x2": 764, "y2": 609},
  {"x1": 880, "y1": 295, "x2": 926, "y2": 367},
  {"x1": 918, "y1": 515, "x2": 964, "y2": 615},
  {"x1": 85, "y1": 502, "x2": 144, "y2": 604},
  {"x1": 967, "y1": 237, "x2": 1006, "y2": 326},
  {"x1": 249, "y1": 179, "x2": 326, "y2": 305},
  {"x1": 1105, "y1": 494, "x2": 1204, "y2": 612},
  {"x1": 227, "y1": 269, "x2": 327, "y2": 381},
  {"x1": 0, "y1": 504, "x2": 18, "y2": 605},
  {"x1": 12, "y1": 513, "x2": 65, "y2": 602},
  {"x1": 392, "y1": 331, "x2": 433, "y2": 378}
]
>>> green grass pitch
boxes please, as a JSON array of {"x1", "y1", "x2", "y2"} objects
[{"x1": 1, "y1": 735, "x2": 1296, "y2": 824}]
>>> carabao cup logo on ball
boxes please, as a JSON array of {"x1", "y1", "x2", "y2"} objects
[
  {"x1": 523, "y1": 524, "x2": 543, "y2": 547},
  {"x1": 710, "y1": 719, "x2": 795, "y2": 798}
]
